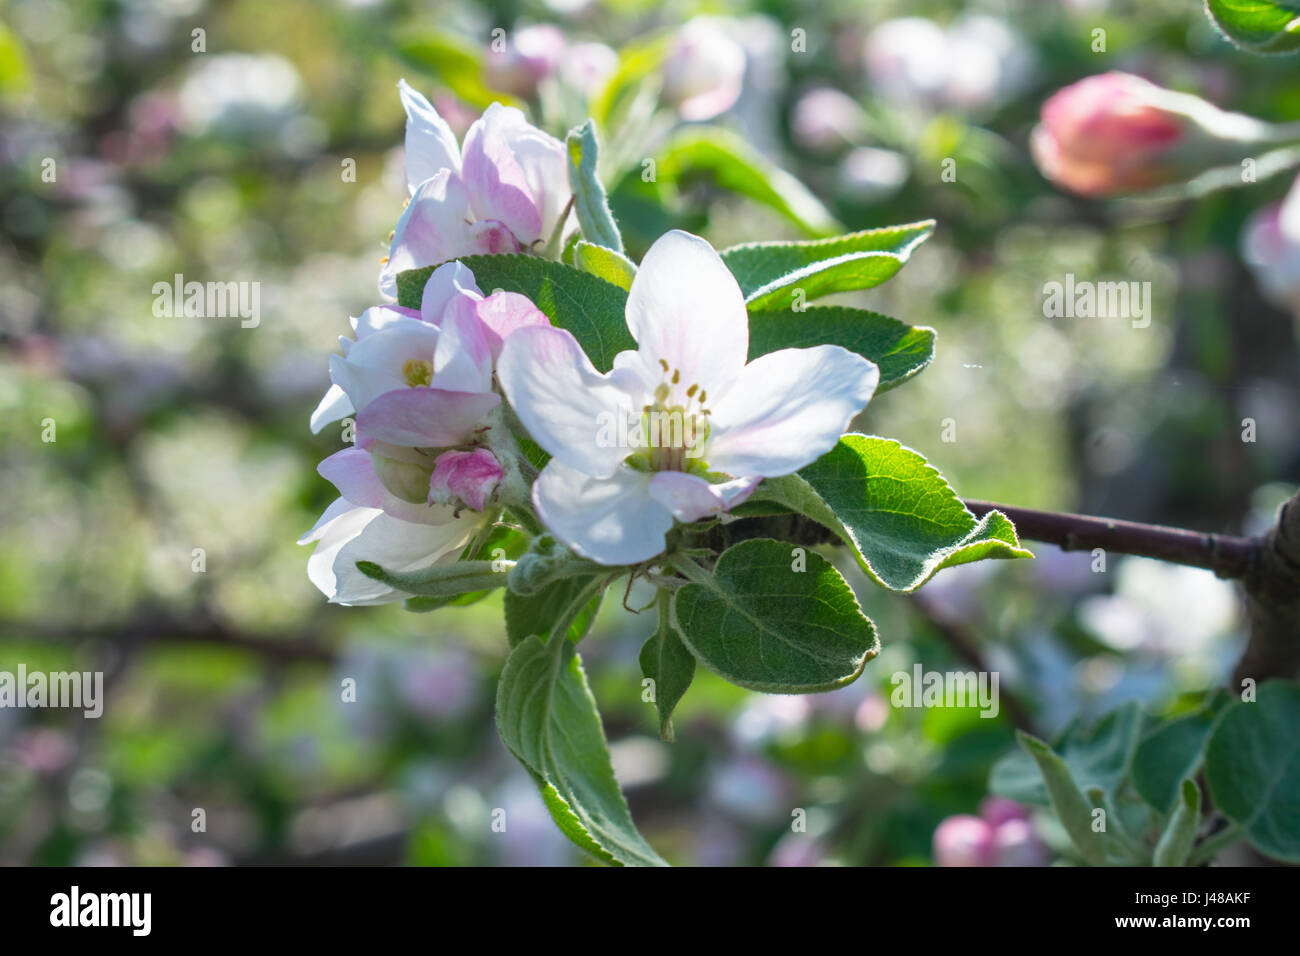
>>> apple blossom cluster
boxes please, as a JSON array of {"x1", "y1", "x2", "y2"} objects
[{"x1": 301, "y1": 83, "x2": 881, "y2": 603}]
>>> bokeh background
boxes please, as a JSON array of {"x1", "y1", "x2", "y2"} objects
[{"x1": 1, "y1": 0, "x2": 1297, "y2": 866}]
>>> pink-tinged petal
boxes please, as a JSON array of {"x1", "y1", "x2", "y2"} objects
[
  {"x1": 707, "y1": 346, "x2": 879, "y2": 478},
  {"x1": 647, "y1": 472, "x2": 760, "y2": 523},
  {"x1": 625, "y1": 230, "x2": 748, "y2": 395},
  {"x1": 380, "y1": 170, "x2": 474, "y2": 298},
  {"x1": 310, "y1": 383, "x2": 353, "y2": 434},
  {"x1": 355, "y1": 387, "x2": 500, "y2": 448},
  {"x1": 428, "y1": 448, "x2": 503, "y2": 511},
  {"x1": 533, "y1": 460, "x2": 673, "y2": 565},
  {"x1": 399, "y1": 79, "x2": 462, "y2": 192},
  {"x1": 461, "y1": 103, "x2": 545, "y2": 242},
  {"x1": 318, "y1": 447, "x2": 452, "y2": 525},
  {"x1": 468, "y1": 218, "x2": 522, "y2": 254},
  {"x1": 475, "y1": 291, "x2": 550, "y2": 359},
  {"x1": 432, "y1": 294, "x2": 495, "y2": 394},
  {"x1": 329, "y1": 510, "x2": 478, "y2": 606},
  {"x1": 420, "y1": 261, "x2": 482, "y2": 322},
  {"x1": 502, "y1": 123, "x2": 570, "y2": 242},
  {"x1": 497, "y1": 326, "x2": 638, "y2": 478}
]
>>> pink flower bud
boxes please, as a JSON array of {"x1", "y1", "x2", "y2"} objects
[
  {"x1": 990, "y1": 819, "x2": 1049, "y2": 867},
  {"x1": 1243, "y1": 173, "x2": 1300, "y2": 315},
  {"x1": 791, "y1": 87, "x2": 867, "y2": 153},
  {"x1": 485, "y1": 24, "x2": 566, "y2": 98},
  {"x1": 428, "y1": 448, "x2": 503, "y2": 512},
  {"x1": 1031, "y1": 73, "x2": 1186, "y2": 196},
  {"x1": 932, "y1": 814, "x2": 994, "y2": 867},
  {"x1": 1031, "y1": 72, "x2": 1279, "y2": 197},
  {"x1": 979, "y1": 794, "x2": 1028, "y2": 828},
  {"x1": 559, "y1": 43, "x2": 618, "y2": 98},
  {"x1": 661, "y1": 17, "x2": 746, "y2": 121}
]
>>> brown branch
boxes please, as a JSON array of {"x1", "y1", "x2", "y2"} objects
[
  {"x1": 964, "y1": 494, "x2": 1300, "y2": 685},
  {"x1": 962, "y1": 499, "x2": 1258, "y2": 579},
  {"x1": 1236, "y1": 492, "x2": 1300, "y2": 685}
]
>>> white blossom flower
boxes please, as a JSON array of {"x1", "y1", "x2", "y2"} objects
[{"x1": 497, "y1": 230, "x2": 879, "y2": 565}]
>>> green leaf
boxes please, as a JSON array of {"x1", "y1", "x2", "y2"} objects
[
  {"x1": 668, "y1": 539, "x2": 879, "y2": 694},
  {"x1": 639, "y1": 590, "x2": 695, "y2": 741},
  {"x1": 748, "y1": 306, "x2": 934, "y2": 394},
  {"x1": 1205, "y1": 681, "x2": 1300, "y2": 861},
  {"x1": 397, "y1": 255, "x2": 634, "y2": 371},
  {"x1": 1206, "y1": 0, "x2": 1300, "y2": 54},
  {"x1": 750, "y1": 435, "x2": 1032, "y2": 592},
  {"x1": 496, "y1": 633, "x2": 668, "y2": 866},
  {"x1": 991, "y1": 702, "x2": 1146, "y2": 807},
  {"x1": 404, "y1": 524, "x2": 529, "y2": 612},
  {"x1": 1017, "y1": 732, "x2": 1107, "y2": 865},
  {"x1": 720, "y1": 221, "x2": 935, "y2": 310},
  {"x1": 504, "y1": 575, "x2": 606, "y2": 649},
  {"x1": 573, "y1": 240, "x2": 636, "y2": 291},
  {"x1": 655, "y1": 128, "x2": 842, "y2": 237},
  {"x1": 1133, "y1": 693, "x2": 1231, "y2": 812},
  {"x1": 566, "y1": 121, "x2": 623, "y2": 254},
  {"x1": 394, "y1": 32, "x2": 522, "y2": 109},
  {"x1": 355, "y1": 559, "x2": 506, "y2": 599},
  {"x1": 1153, "y1": 779, "x2": 1203, "y2": 867}
]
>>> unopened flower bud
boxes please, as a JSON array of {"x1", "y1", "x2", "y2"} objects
[
  {"x1": 932, "y1": 814, "x2": 993, "y2": 867},
  {"x1": 1031, "y1": 71, "x2": 1286, "y2": 197},
  {"x1": 661, "y1": 17, "x2": 746, "y2": 122},
  {"x1": 428, "y1": 448, "x2": 502, "y2": 512},
  {"x1": 485, "y1": 24, "x2": 566, "y2": 98}
]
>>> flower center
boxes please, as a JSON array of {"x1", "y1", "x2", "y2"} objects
[
  {"x1": 403, "y1": 358, "x2": 433, "y2": 387},
  {"x1": 634, "y1": 359, "x2": 711, "y2": 473}
]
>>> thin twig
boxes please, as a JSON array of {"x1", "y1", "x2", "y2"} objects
[
  {"x1": 962, "y1": 499, "x2": 1258, "y2": 579},
  {"x1": 907, "y1": 592, "x2": 1039, "y2": 737}
]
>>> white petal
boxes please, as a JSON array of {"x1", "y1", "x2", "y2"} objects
[
  {"x1": 533, "y1": 460, "x2": 674, "y2": 565},
  {"x1": 331, "y1": 317, "x2": 440, "y2": 412},
  {"x1": 497, "y1": 326, "x2": 638, "y2": 478},
  {"x1": 399, "y1": 79, "x2": 462, "y2": 192},
  {"x1": 625, "y1": 230, "x2": 749, "y2": 395},
  {"x1": 298, "y1": 496, "x2": 356, "y2": 545},
  {"x1": 304, "y1": 503, "x2": 381, "y2": 599},
  {"x1": 647, "y1": 472, "x2": 759, "y2": 522},
  {"x1": 420, "y1": 260, "x2": 482, "y2": 321},
  {"x1": 310, "y1": 383, "x2": 354, "y2": 434},
  {"x1": 330, "y1": 510, "x2": 478, "y2": 606},
  {"x1": 707, "y1": 345, "x2": 879, "y2": 478},
  {"x1": 355, "y1": 305, "x2": 423, "y2": 340}
]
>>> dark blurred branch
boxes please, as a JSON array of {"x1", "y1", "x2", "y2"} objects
[
  {"x1": 962, "y1": 499, "x2": 1257, "y2": 579},
  {"x1": 1235, "y1": 491, "x2": 1300, "y2": 685},
  {"x1": 908, "y1": 592, "x2": 1039, "y2": 737},
  {"x1": 1, "y1": 612, "x2": 338, "y2": 665}
]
